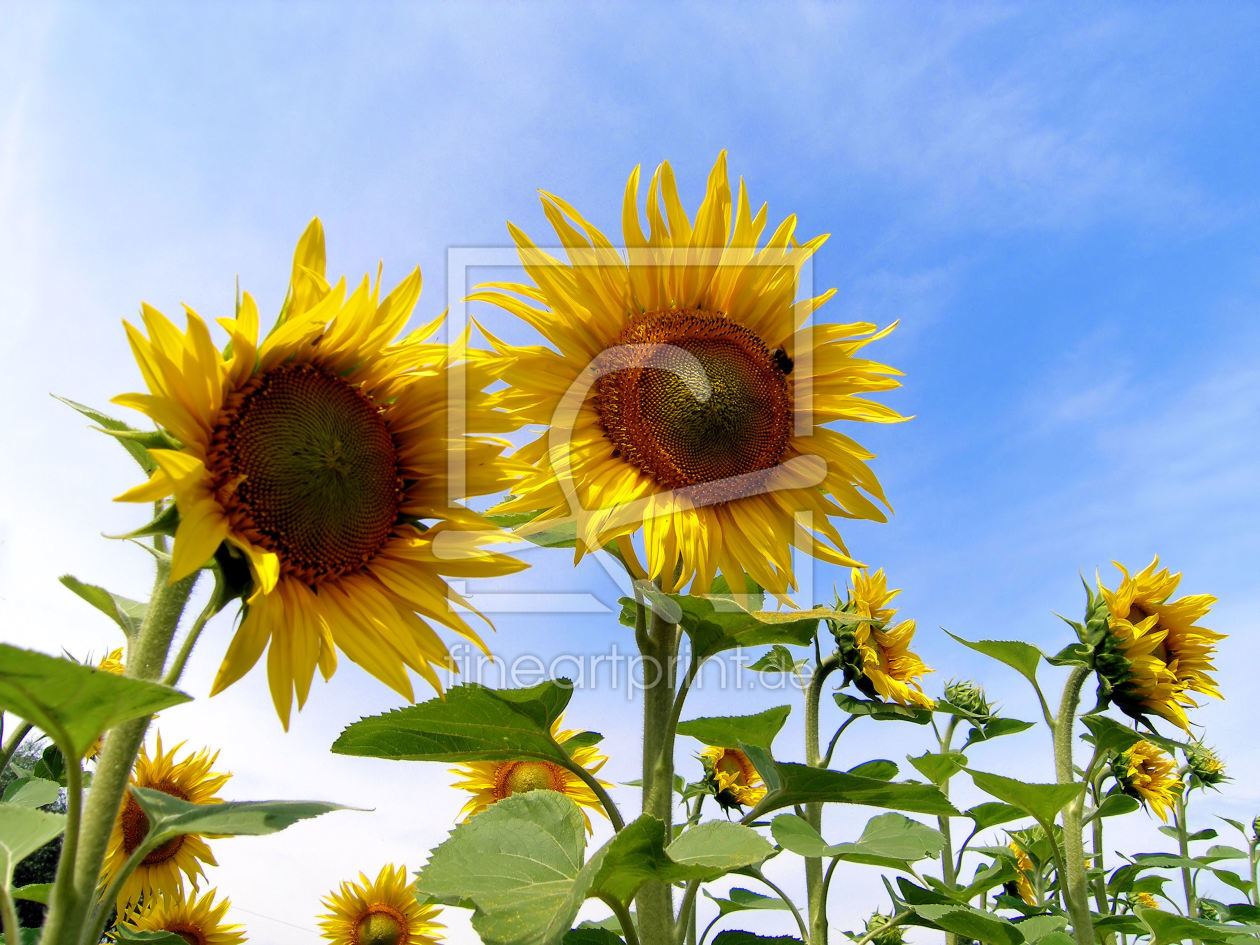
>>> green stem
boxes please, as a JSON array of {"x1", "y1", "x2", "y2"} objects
[
  {"x1": 567, "y1": 761, "x2": 625, "y2": 832},
  {"x1": 675, "y1": 881, "x2": 700, "y2": 945},
  {"x1": 46, "y1": 757, "x2": 84, "y2": 942},
  {"x1": 755, "y1": 870, "x2": 809, "y2": 943},
  {"x1": 0, "y1": 884, "x2": 20, "y2": 945},
  {"x1": 936, "y1": 716, "x2": 960, "y2": 945},
  {"x1": 39, "y1": 564, "x2": 197, "y2": 945},
  {"x1": 1175, "y1": 793, "x2": 1198, "y2": 917},
  {"x1": 1089, "y1": 777, "x2": 1110, "y2": 920},
  {"x1": 601, "y1": 895, "x2": 641, "y2": 945},
  {"x1": 1249, "y1": 839, "x2": 1258, "y2": 908},
  {"x1": 0, "y1": 721, "x2": 34, "y2": 775},
  {"x1": 635, "y1": 600, "x2": 680, "y2": 945},
  {"x1": 850, "y1": 910, "x2": 912, "y2": 945},
  {"x1": 820, "y1": 715, "x2": 857, "y2": 768},
  {"x1": 1054, "y1": 664, "x2": 1096, "y2": 945},
  {"x1": 161, "y1": 573, "x2": 224, "y2": 688},
  {"x1": 805, "y1": 652, "x2": 839, "y2": 945}
]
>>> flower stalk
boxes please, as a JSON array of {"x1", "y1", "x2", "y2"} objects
[
  {"x1": 805, "y1": 651, "x2": 840, "y2": 945},
  {"x1": 1054, "y1": 664, "x2": 1096, "y2": 945}
]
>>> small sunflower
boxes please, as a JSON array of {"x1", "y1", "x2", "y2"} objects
[
  {"x1": 1184, "y1": 741, "x2": 1228, "y2": 790},
  {"x1": 320, "y1": 863, "x2": 443, "y2": 945},
  {"x1": 121, "y1": 888, "x2": 246, "y2": 945},
  {"x1": 115, "y1": 220, "x2": 525, "y2": 727},
  {"x1": 700, "y1": 745, "x2": 767, "y2": 811},
  {"x1": 1114, "y1": 739, "x2": 1183, "y2": 823},
  {"x1": 1006, "y1": 840, "x2": 1037, "y2": 906},
  {"x1": 833, "y1": 568, "x2": 934, "y2": 709},
  {"x1": 1130, "y1": 891, "x2": 1159, "y2": 910},
  {"x1": 449, "y1": 716, "x2": 611, "y2": 831},
  {"x1": 85, "y1": 647, "x2": 126, "y2": 761},
  {"x1": 101, "y1": 733, "x2": 229, "y2": 909},
  {"x1": 475, "y1": 153, "x2": 903, "y2": 598},
  {"x1": 1096, "y1": 557, "x2": 1223, "y2": 731}
]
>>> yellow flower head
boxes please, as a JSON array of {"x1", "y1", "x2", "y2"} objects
[
  {"x1": 475, "y1": 153, "x2": 904, "y2": 598},
  {"x1": 1007, "y1": 840, "x2": 1037, "y2": 906},
  {"x1": 102, "y1": 733, "x2": 229, "y2": 910},
  {"x1": 1114, "y1": 739, "x2": 1183, "y2": 823},
  {"x1": 449, "y1": 715, "x2": 611, "y2": 831},
  {"x1": 1131, "y1": 891, "x2": 1159, "y2": 910},
  {"x1": 121, "y1": 888, "x2": 246, "y2": 945},
  {"x1": 85, "y1": 647, "x2": 126, "y2": 761},
  {"x1": 1184, "y1": 741, "x2": 1228, "y2": 789},
  {"x1": 834, "y1": 568, "x2": 934, "y2": 709},
  {"x1": 320, "y1": 863, "x2": 443, "y2": 945},
  {"x1": 700, "y1": 745, "x2": 767, "y2": 811},
  {"x1": 1096, "y1": 557, "x2": 1223, "y2": 731},
  {"x1": 114, "y1": 220, "x2": 525, "y2": 727}
]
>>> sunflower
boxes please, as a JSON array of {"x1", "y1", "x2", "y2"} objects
[
  {"x1": 101, "y1": 733, "x2": 229, "y2": 909},
  {"x1": 1007, "y1": 841, "x2": 1037, "y2": 906},
  {"x1": 1096, "y1": 557, "x2": 1223, "y2": 731},
  {"x1": 474, "y1": 153, "x2": 903, "y2": 598},
  {"x1": 115, "y1": 220, "x2": 525, "y2": 727},
  {"x1": 85, "y1": 647, "x2": 126, "y2": 761},
  {"x1": 700, "y1": 745, "x2": 767, "y2": 810},
  {"x1": 1184, "y1": 741, "x2": 1227, "y2": 789},
  {"x1": 449, "y1": 715, "x2": 611, "y2": 831},
  {"x1": 1130, "y1": 891, "x2": 1159, "y2": 910},
  {"x1": 320, "y1": 863, "x2": 443, "y2": 945},
  {"x1": 1114, "y1": 739, "x2": 1183, "y2": 823},
  {"x1": 121, "y1": 888, "x2": 246, "y2": 945},
  {"x1": 832, "y1": 568, "x2": 934, "y2": 708}
]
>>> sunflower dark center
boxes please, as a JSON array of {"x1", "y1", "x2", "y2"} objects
[
  {"x1": 120, "y1": 782, "x2": 188, "y2": 864},
  {"x1": 207, "y1": 362, "x2": 403, "y2": 585},
  {"x1": 167, "y1": 925, "x2": 204, "y2": 945},
  {"x1": 355, "y1": 906, "x2": 407, "y2": 945},
  {"x1": 594, "y1": 309, "x2": 792, "y2": 492},
  {"x1": 497, "y1": 761, "x2": 563, "y2": 798}
]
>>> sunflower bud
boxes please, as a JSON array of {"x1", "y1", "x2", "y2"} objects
[
  {"x1": 1199, "y1": 902, "x2": 1220, "y2": 920},
  {"x1": 863, "y1": 912, "x2": 905, "y2": 945},
  {"x1": 1184, "y1": 742, "x2": 1228, "y2": 789},
  {"x1": 945, "y1": 679, "x2": 994, "y2": 722},
  {"x1": 1130, "y1": 891, "x2": 1158, "y2": 909}
]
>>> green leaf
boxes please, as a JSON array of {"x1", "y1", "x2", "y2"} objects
[
  {"x1": 1029, "y1": 934, "x2": 1075, "y2": 945},
  {"x1": 0, "y1": 645, "x2": 190, "y2": 759},
  {"x1": 11, "y1": 883, "x2": 51, "y2": 904},
  {"x1": 711, "y1": 935, "x2": 803, "y2": 945},
  {"x1": 0, "y1": 929, "x2": 42, "y2": 945},
  {"x1": 664, "y1": 821, "x2": 773, "y2": 876},
  {"x1": 332, "y1": 681, "x2": 577, "y2": 764},
  {"x1": 54, "y1": 395, "x2": 160, "y2": 474},
  {"x1": 1080, "y1": 715, "x2": 1143, "y2": 755},
  {"x1": 964, "y1": 802, "x2": 1027, "y2": 831},
  {"x1": 962, "y1": 718, "x2": 1035, "y2": 749},
  {"x1": 1012, "y1": 915, "x2": 1067, "y2": 941},
  {"x1": 847, "y1": 759, "x2": 898, "y2": 781},
  {"x1": 130, "y1": 787, "x2": 346, "y2": 847},
  {"x1": 677, "y1": 706, "x2": 791, "y2": 751},
  {"x1": 747, "y1": 645, "x2": 806, "y2": 675},
  {"x1": 1, "y1": 777, "x2": 60, "y2": 809},
  {"x1": 1093, "y1": 793, "x2": 1141, "y2": 819},
  {"x1": 834, "y1": 692, "x2": 932, "y2": 724},
  {"x1": 59, "y1": 575, "x2": 148, "y2": 638},
  {"x1": 1136, "y1": 907, "x2": 1260, "y2": 944},
  {"x1": 703, "y1": 887, "x2": 793, "y2": 916},
  {"x1": 0, "y1": 803, "x2": 66, "y2": 888},
  {"x1": 965, "y1": 769, "x2": 1083, "y2": 826},
  {"x1": 772, "y1": 812, "x2": 943, "y2": 871},
  {"x1": 750, "y1": 763, "x2": 957, "y2": 819},
  {"x1": 31, "y1": 746, "x2": 66, "y2": 786},
  {"x1": 911, "y1": 903, "x2": 1026, "y2": 945},
  {"x1": 113, "y1": 931, "x2": 192, "y2": 945},
  {"x1": 561, "y1": 932, "x2": 624, "y2": 945},
  {"x1": 907, "y1": 751, "x2": 967, "y2": 787},
  {"x1": 944, "y1": 632, "x2": 1043, "y2": 692},
  {"x1": 618, "y1": 585, "x2": 829, "y2": 662}
]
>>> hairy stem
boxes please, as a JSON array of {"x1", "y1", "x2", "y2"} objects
[
  {"x1": 805, "y1": 652, "x2": 840, "y2": 945},
  {"x1": 1054, "y1": 664, "x2": 1096, "y2": 945},
  {"x1": 0, "y1": 722, "x2": 34, "y2": 776},
  {"x1": 1175, "y1": 793, "x2": 1198, "y2": 917}
]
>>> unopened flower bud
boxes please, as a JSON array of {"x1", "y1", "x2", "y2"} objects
[{"x1": 945, "y1": 679, "x2": 993, "y2": 722}]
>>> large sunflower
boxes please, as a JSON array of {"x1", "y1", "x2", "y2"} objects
[
  {"x1": 833, "y1": 568, "x2": 934, "y2": 709},
  {"x1": 101, "y1": 734, "x2": 229, "y2": 909},
  {"x1": 320, "y1": 863, "x2": 443, "y2": 945},
  {"x1": 474, "y1": 153, "x2": 903, "y2": 597},
  {"x1": 115, "y1": 220, "x2": 524, "y2": 726},
  {"x1": 449, "y1": 715, "x2": 611, "y2": 831},
  {"x1": 121, "y1": 889, "x2": 246, "y2": 945},
  {"x1": 1114, "y1": 739, "x2": 1182, "y2": 823},
  {"x1": 1096, "y1": 557, "x2": 1223, "y2": 731}
]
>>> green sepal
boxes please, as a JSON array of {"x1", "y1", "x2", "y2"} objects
[
  {"x1": 53, "y1": 395, "x2": 165, "y2": 475},
  {"x1": 59, "y1": 574, "x2": 148, "y2": 638},
  {"x1": 107, "y1": 501, "x2": 180, "y2": 541}
]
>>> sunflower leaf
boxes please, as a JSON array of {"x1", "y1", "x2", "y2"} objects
[
  {"x1": 746, "y1": 645, "x2": 805, "y2": 675},
  {"x1": 1135, "y1": 907, "x2": 1260, "y2": 945},
  {"x1": 747, "y1": 762, "x2": 957, "y2": 819},
  {"x1": 331, "y1": 680, "x2": 578, "y2": 764},
  {"x1": 53, "y1": 395, "x2": 159, "y2": 474},
  {"x1": 676, "y1": 706, "x2": 791, "y2": 751},
  {"x1": 711, "y1": 934, "x2": 804, "y2": 944},
  {"x1": 771, "y1": 812, "x2": 943, "y2": 872},
  {"x1": 964, "y1": 769, "x2": 1084, "y2": 827},
  {"x1": 129, "y1": 787, "x2": 348, "y2": 847},
  {"x1": 113, "y1": 931, "x2": 193, "y2": 945},
  {"x1": 0, "y1": 645, "x2": 190, "y2": 760},
  {"x1": 0, "y1": 803, "x2": 66, "y2": 889},
  {"x1": 1, "y1": 777, "x2": 61, "y2": 810},
  {"x1": 702, "y1": 887, "x2": 794, "y2": 916},
  {"x1": 909, "y1": 903, "x2": 1026, "y2": 945},
  {"x1": 943, "y1": 632, "x2": 1042, "y2": 691},
  {"x1": 834, "y1": 693, "x2": 933, "y2": 725},
  {"x1": 59, "y1": 574, "x2": 148, "y2": 638}
]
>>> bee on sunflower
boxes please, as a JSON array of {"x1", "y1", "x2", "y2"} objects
[
  {"x1": 473, "y1": 153, "x2": 904, "y2": 598},
  {"x1": 114, "y1": 220, "x2": 525, "y2": 727},
  {"x1": 699, "y1": 745, "x2": 767, "y2": 812}
]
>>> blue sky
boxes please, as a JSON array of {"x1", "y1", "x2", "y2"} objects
[{"x1": 2, "y1": 3, "x2": 1258, "y2": 941}]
